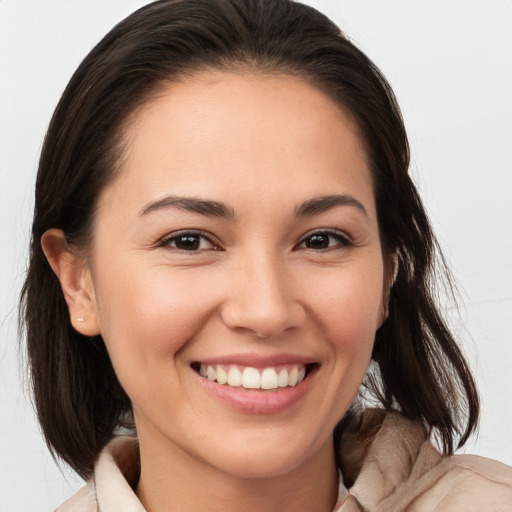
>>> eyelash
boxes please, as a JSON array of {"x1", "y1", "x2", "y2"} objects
[
  {"x1": 158, "y1": 229, "x2": 353, "y2": 252},
  {"x1": 296, "y1": 230, "x2": 354, "y2": 251},
  {"x1": 158, "y1": 230, "x2": 221, "y2": 252}
]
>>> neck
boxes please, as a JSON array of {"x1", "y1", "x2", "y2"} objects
[{"x1": 135, "y1": 431, "x2": 339, "y2": 512}]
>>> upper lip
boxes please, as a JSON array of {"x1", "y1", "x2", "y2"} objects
[{"x1": 192, "y1": 353, "x2": 318, "y2": 368}]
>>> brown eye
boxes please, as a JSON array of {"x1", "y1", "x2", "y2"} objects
[
  {"x1": 162, "y1": 232, "x2": 217, "y2": 251},
  {"x1": 304, "y1": 233, "x2": 330, "y2": 249},
  {"x1": 299, "y1": 231, "x2": 352, "y2": 250},
  {"x1": 174, "y1": 234, "x2": 201, "y2": 250}
]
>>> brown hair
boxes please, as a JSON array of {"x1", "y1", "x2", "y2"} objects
[{"x1": 20, "y1": 0, "x2": 478, "y2": 479}]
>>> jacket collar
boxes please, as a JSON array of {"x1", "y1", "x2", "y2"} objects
[{"x1": 92, "y1": 410, "x2": 433, "y2": 512}]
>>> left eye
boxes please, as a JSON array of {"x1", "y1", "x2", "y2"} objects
[
  {"x1": 298, "y1": 231, "x2": 352, "y2": 250},
  {"x1": 162, "y1": 232, "x2": 217, "y2": 251}
]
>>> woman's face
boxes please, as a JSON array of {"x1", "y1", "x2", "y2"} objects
[{"x1": 83, "y1": 71, "x2": 387, "y2": 478}]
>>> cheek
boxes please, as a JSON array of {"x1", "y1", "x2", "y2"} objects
[
  {"x1": 306, "y1": 264, "x2": 385, "y2": 349},
  {"x1": 92, "y1": 264, "x2": 219, "y2": 369},
  {"x1": 295, "y1": 265, "x2": 383, "y2": 432}
]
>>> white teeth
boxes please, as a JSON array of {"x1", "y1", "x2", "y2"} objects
[
  {"x1": 227, "y1": 366, "x2": 242, "y2": 387},
  {"x1": 199, "y1": 364, "x2": 308, "y2": 389},
  {"x1": 288, "y1": 367, "x2": 298, "y2": 386},
  {"x1": 242, "y1": 367, "x2": 261, "y2": 389},
  {"x1": 216, "y1": 366, "x2": 228, "y2": 385},
  {"x1": 206, "y1": 366, "x2": 217, "y2": 381},
  {"x1": 278, "y1": 368, "x2": 289, "y2": 387},
  {"x1": 261, "y1": 368, "x2": 279, "y2": 390}
]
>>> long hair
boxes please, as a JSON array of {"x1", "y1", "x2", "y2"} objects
[{"x1": 20, "y1": 0, "x2": 478, "y2": 479}]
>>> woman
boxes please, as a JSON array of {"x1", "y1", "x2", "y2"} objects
[{"x1": 20, "y1": 0, "x2": 512, "y2": 510}]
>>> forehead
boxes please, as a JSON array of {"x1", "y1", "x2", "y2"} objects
[{"x1": 99, "y1": 70, "x2": 374, "y2": 216}]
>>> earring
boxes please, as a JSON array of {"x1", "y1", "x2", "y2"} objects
[{"x1": 77, "y1": 317, "x2": 85, "y2": 322}]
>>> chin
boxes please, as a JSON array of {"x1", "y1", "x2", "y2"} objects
[
  {"x1": 196, "y1": 426, "x2": 331, "y2": 480},
  {"x1": 213, "y1": 448, "x2": 311, "y2": 480}
]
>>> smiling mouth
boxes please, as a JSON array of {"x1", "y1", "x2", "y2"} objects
[{"x1": 191, "y1": 363, "x2": 317, "y2": 390}]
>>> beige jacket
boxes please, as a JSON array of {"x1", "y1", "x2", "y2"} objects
[{"x1": 56, "y1": 410, "x2": 512, "y2": 512}]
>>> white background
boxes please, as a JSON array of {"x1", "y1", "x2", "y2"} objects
[{"x1": 1, "y1": 1, "x2": 511, "y2": 510}]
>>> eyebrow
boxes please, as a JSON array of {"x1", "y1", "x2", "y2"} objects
[
  {"x1": 138, "y1": 193, "x2": 367, "y2": 220},
  {"x1": 139, "y1": 196, "x2": 235, "y2": 219},
  {"x1": 295, "y1": 194, "x2": 368, "y2": 218}
]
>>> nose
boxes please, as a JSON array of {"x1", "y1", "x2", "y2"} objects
[{"x1": 220, "y1": 252, "x2": 306, "y2": 338}]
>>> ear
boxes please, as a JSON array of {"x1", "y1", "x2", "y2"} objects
[
  {"x1": 379, "y1": 250, "x2": 399, "y2": 327},
  {"x1": 41, "y1": 229, "x2": 100, "y2": 336}
]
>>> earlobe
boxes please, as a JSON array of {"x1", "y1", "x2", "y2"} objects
[{"x1": 41, "y1": 229, "x2": 100, "y2": 336}]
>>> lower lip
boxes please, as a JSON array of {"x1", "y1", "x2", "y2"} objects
[{"x1": 195, "y1": 367, "x2": 317, "y2": 415}]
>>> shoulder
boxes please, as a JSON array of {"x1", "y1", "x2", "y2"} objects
[
  {"x1": 55, "y1": 483, "x2": 98, "y2": 512},
  {"x1": 410, "y1": 452, "x2": 512, "y2": 511},
  {"x1": 337, "y1": 409, "x2": 512, "y2": 511},
  {"x1": 55, "y1": 436, "x2": 142, "y2": 512}
]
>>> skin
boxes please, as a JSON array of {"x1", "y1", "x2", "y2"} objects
[{"x1": 43, "y1": 71, "x2": 390, "y2": 512}]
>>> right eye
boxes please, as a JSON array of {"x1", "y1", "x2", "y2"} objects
[{"x1": 160, "y1": 231, "x2": 219, "y2": 251}]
